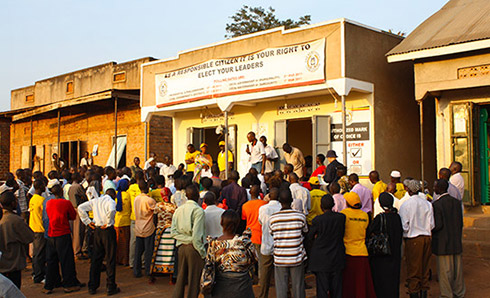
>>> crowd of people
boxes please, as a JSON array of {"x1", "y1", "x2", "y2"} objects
[{"x1": 0, "y1": 131, "x2": 467, "y2": 298}]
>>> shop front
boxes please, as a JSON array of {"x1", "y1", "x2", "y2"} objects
[{"x1": 141, "y1": 19, "x2": 423, "y2": 183}]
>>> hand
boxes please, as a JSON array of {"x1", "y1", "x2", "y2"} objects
[
  {"x1": 100, "y1": 224, "x2": 107, "y2": 230},
  {"x1": 88, "y1": 222, "x2": 96, "y2": 230}
]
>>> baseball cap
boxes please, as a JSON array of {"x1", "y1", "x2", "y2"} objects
[
  {"x1": 219, "y1": 141, "x2": 225, "y2": 146},
  {"x1": 200, "y1": 143, "x2": 208, "y2": 149},
  {"x1": 344, "y1": 192, "x2": 361, "y2": 207},
  {"x1": 390, "y1": 170, "x2": 401, "y2": 178}
]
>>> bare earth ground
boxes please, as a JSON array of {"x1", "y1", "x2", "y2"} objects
[{"x1": 20, "y1": 255, "x2": 490, "y2": 298}]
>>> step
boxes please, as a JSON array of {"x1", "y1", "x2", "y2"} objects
[
  {"x1": 463, "y1": 227, "x2": 490, "y2": 242},
  {"x1": 464, "y1": 214, "x2": 490, "y2": 228},
  {"x1": 463, "y1": 240, "x2": 490, "y2": 259}
]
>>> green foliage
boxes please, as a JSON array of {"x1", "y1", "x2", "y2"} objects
[{"x1": 225, "y1": 6, "x2": 311, "y2": 38}]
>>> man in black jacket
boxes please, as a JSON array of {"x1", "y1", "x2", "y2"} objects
[
  {"x1": 324, "y1": 150, "x2": 343, "y2": 185},
  {"x1": 432, "y1": 179, "x2": 466, "y2": 298},
  {"x1": 308, "y1": 194, "x2": 345, "y2": 298}
]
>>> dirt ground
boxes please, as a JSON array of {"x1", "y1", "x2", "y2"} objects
[{"x1": 18, "y1": 255, "x2": 490, "y2": 298}]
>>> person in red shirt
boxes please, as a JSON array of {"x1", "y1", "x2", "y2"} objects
[
  {"x1": 241, "y1": 185, "x2": 267, "y2": 290},
  {"x1": 43, "y1": 184, "x2": 84, "y2": 294},
  {"x1": 311, "y1": 154, "x2": 326, "y2": 178}
]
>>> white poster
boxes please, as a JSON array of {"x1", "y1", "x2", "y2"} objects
[
  {"x1": 330, "y1": 107, "x2": 372, "y2": 177},
  {"x1": 155, "y1": 39, "x2": 325, "y2": 107}
]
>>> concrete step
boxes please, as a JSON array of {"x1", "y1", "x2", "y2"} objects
[
  {"x1": 463, "y1": 227, "x2": 490, "y2": 242},
  {"x1": 463, "y1": 240, "x2": 490, "y2": 259},
  {"x1": 464, "y1": 214, "x2": 490, "y2": 228}
]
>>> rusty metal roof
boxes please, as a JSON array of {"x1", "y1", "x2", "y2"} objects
[{"x1": 387, "y1": 0, "x2": 490, "y2": 57}]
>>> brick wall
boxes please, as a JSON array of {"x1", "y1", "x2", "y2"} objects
[
  {"x1": 148, "y1": 115, "x2": 173, "y2": 163},
  {"x1": 0, "y1": 118, "x2": 11, "y2": 178}
]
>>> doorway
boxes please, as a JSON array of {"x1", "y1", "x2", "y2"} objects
[
  {"x1": 287, "y1": 118, "x2": 313, "y2": 158},
  {"x1": 188, "y1": 125, "x2": 237, "y2": 168}
]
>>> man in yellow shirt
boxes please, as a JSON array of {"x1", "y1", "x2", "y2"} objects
[
  {"x1": 306, "y1": 184, "x2": 327, "y2": 226},
  {"x1": 390, "y1": 170, "x2": 407, "y2": 199},
  {"x1": 29, "y1": 179, "x2": 47, "y2": 284},
  {"x1": 185, "y1": 144, "x2": 200, "y2": 179},
  {"x1": 128, "y1": 171, "x2": 143, "y2": 268},
  {"x1": 217, "y1": 141, "x2": 233, "y2": 179},
  {"x1": 369, "y1": 170, "x2": 387, "y2": 201}
]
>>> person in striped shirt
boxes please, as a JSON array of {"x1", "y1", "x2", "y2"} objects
[{"x1": 269, "y1": 189, "x2": 308, "y2": 298}]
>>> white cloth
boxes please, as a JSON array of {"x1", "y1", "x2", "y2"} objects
[
  {"x1": 144, "y1": 160, "x2": 165, "y2": 170},
  {"x1": 160, "y1": 164, "x2": 177, "y2": 188},
  {"x1": 258, "y1": 200, "x2": 282, "y2": 255},
  {"x1": 249, "y1": 141, "x2": 266, "y2": 164},
  {"x1": 433, "y1": 182, "x2": 462, "y2": 202},
  {"x1": 332, "y1": 193, "x2": 347, "y2": 213},
  {"x1": 373, "y1": 193, "x2": 401, "y2": 217},
  {"x1": 78, "y1": 194, "x2": 116, "y2": 227},
  {"x1": 399, "y1": 193, "x2": 435, "y2": 238},
  {"x1": 204, "y1": 205, "x2": 225, "y2": 239},
  {"x1": 450, "y1": 173, "x2": 465, "y2": 199},
  {"x1": 0, "y1": 273, "x2": 26, "y2": 298},
  {"x1": 171, "y1": 190, "x2": 187, "y2": 207},
  {"x1": 257, "y1": 174, "x2": 267, "y2": 195},
  {"x1": 289, "y1": 183, "x2": 311, "y2": 216},
  {"x1": 264, "y1": 144, "x2": 278, "y2": 173},
  {"x1": 80, "y1": 157, "x2": 92, "y2": 168},
  {"x1": 86, "y1": 186, "x2": 99, "y2": 201}
]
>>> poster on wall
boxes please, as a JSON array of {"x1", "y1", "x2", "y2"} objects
[
  {"x1": 155, "y1": 39, "x2": 325, "y2": 108},
  {"x1": 330, "y1": 107, "x2": 372, "y2": 177}
]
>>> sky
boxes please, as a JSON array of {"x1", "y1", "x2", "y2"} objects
[{"x1": 0, "y1": 0, "x2": 449, "y2": 112}]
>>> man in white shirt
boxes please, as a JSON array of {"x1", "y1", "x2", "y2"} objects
[
  {"x1": 246, "y1": 132, "x2": 266, "y2": 175},
  {"x1": 80, "y1": 151, "x2": 93, "y2": 168},
  {"x1": 399, "y1": 179, "x2": 434, "y2": 298},
  {"x1": 203, "y1": 193, "x2": 225, "y2": 239},
  {"x1": 258, "y1": 188, "x2": 281, "y2": 298},
  {"x1": 78, "y1": 189, "x2": 119, "y2": 295},
  {"x1": 289, "y1": 173, "x2": 311, "y2": 216},
  {"x1": 259, "y1": 136, "x2": 279, "y2": 174},
  {"x1": 160, "y1": 155, "x2": 177, "y2": 189},
  {"x1": 449, "y1": 162, "x2": 465, "y2": 199},
  {"x1": 144, "y1": 152, "x2": 165, "y2": 170}
]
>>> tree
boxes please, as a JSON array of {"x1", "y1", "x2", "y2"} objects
[{"x1": 225, "y1": 6, "x2": 311, "y2": 38}]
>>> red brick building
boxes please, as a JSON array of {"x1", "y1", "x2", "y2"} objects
[{"x1": 8, "y1": 57, "x2": 172, "y2": 174}]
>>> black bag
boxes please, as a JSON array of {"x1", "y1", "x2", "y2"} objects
[{"x1": 367, "y1": 213, "x2": 391, "y2": 256}]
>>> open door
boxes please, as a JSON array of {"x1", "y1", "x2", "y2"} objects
[
  {"x1": 312, "y1": 115, "x2": 331, "y2": 169},
  {"x1": 21, "y1": 146, "x2": 31, "y2": 169},
  {"x1": 274, "y1": 120, "x2": 287, "y2": 170},
  {"x1": 187, "y1": 128, "x2": 204, "y2": 149}
]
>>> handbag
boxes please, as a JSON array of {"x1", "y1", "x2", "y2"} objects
[
  {"x1": 367, "y1": 213, "x2": 391, "y2": 256},
  {"x1": 200, "y1": 241, "x2": 216, "y2": 295}
]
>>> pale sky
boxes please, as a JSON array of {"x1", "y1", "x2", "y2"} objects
[{"x1": 0, "y1": 0, "x2": 448, "y2": 112}]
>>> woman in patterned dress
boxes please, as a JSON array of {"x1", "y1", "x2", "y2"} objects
[
  {"x1": 203, "y1": 210, "x2": 258, "y2": 298},
  {"x1": 149, "y1": 184, "x2": 177, "y2": 283}
]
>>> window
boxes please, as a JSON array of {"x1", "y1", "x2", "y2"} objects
[
  {"x1": 113, "y1": 72, "x2": 126, "y2": 83},
  {"x1": 25, "y1": 94, "x2": 34, "y2": 103},
  {"x1": 66, "y1": 81, "x2": 74, "y2": 94}
]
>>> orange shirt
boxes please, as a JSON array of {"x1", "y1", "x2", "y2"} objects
[{"x1": 241, "y1": 199, "x2": 267, "y2": 244}]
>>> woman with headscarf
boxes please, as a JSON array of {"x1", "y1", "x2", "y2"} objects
[
  {"x1": 368, "y1": 192, "x2": 403, "y2": 298},
  {"x1": 341, "y1": 192, "x2": 376, "y2": 298},
  {"x1": 193, "y1": 143, "x2": 213, "y2": 183}
]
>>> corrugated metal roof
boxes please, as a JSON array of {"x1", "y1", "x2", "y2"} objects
[{"x1": 387, "y1": 0, "x2": 490, "y2": 57}]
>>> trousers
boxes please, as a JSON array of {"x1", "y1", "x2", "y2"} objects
[
  {"x1": 436, "y1": 254, "x2": 466, "y2": 298},
  {"x1": 172, "y1": 244, "x2": 204, "y2": 298},
  {"x1": 32, "y1": 232, "x2": 47, "y2": 283},
  {"x1": 314, "y1": 270, "x2": 342, "y2": 298},
  {"x1": 89, "y1": 227, "x2": 117, "y2": 292},
  {"x1": 405, "y1": 236, "x2": 432, "y2": 294},
  {"x1": 274, "y1": 262, "x2": 305, "y2": 298},
  {"x1": 134, "y1": 233, "x2": 155, "y2": 277},
  {"x1": 45, "y1": 234, "x2": 80, "y2": 290},
  {"x1": 129, "y1": 220, "x2": 136, "y2": 267},
  {"x1": 258, "y1": 251, "x2": 274, "y2": 298}
]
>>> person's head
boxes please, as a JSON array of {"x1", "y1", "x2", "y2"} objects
[
  {"x1": 155, "y1": 175, "x2": 165, "y2": 188},
  {"x1": 52, "y1": 153, "x2": 58, "y2": 160},
  {"x1": 406, "y1": 179, "x2": 422, "y2": 196},
  {"x1": 247, "y1": 131, "x2": 256, "y2": 143},
  {"x1": 200, "y1": 177, "x2": 213, "y2": 190},
  {"x1": 449, "y1": 161, "x2": 462, "y2": 175},
  {"x1": 104, "y1": 166, "x2": 116, "y2": 180},
  {"x1": 211, "y1": 164, "x2": 220, "y2": 177},
  {"x1": 316, "y1": 154, "x2": 325, "y2": 166},
  {"x1": 187, "y1": 144, "x2": 196, "y2": 153},
  {"x1": 121, "y1": 167, "x2": 132, "y2": 178},
  {"x1": 51, "y1": 184, "x2": 63, "y2": 198},
  {"x1": 138, "y1": 180, "x2": 149, "y2": 194},
  {"x1": 336, "y1": 165, "x2": 347, "y2": 177},
  {"x1": 0, "y1": 191, "x2": 16, "y2": 211},
  {"x1": 250, "y1": 185, "x2": 260, "y2": 199},
  {"x1": 438, "y1": 167, "x2": 451, "y2": 181},
  {"x1": 326, "y1": 150, "x2": 337, "y2": 163},
  {"x1": 386, "y1": 182, "x2": 396, "y2": 194},
  {"x1": 134, "y1": 170, "x2": 145, "y2": 183},
  {"x1": 71, "y1": 172, "x2": 82, "y2": 184},
  {"x1": 105, "y1": 188, "x2": 116, "y2": 199},
  {"x1": 273, "y1": 170, "x2": 283, "y2": 178},
  {"x1": 229, "y1": 170, "x2": 240, "y2": 183},
  {"x1": 198, "y1": 188, "x2": 214, "y2": 205},
  {"x1": 32, "y1": 171, "x2": 44, "y2": 181},
  {"x1": 218, "y1": 141, "x2": 225, "y2": 152},
  {"x1": 61, "y1": 170, "x2": 71, "y2": 182},
  {"x1": 200, "y1": 143, "x2": 208, "y2": 154},
  {"x1": 178, "y1": 163, "x2": 185, "y2": 171},
  {"x1": 133, "y1": 157, "x2": 140, "y2": 167},
  {"x1": 248, "y1": 167, "x2": 259, "y2": 177},
  {"x1": 33, "y1": 179, "x2": 45, "y2": 195},
  {"x1": 163, "y1": 155, "x2": 171, "y2": 166},
  {"x1": 149, "y1": 158, "x2": 157, "y2": 169},
  {"x1": 304, "y1": 155, "x2": 313, "y2": 168},
  {"x1": 344, "y1": 192, "x2": 362, "y2": 209},
  {"x1": 289, "y1": 172, "x2": 299, "y2": 184},
  {"x1": 279, "y1": 189, "x2": 293, "y2": 209},
  {"x1": 390, "y1": 170, "x2": 402, "y2": 183},
  {"x1": 149, "y1": 152, "x2": 157, "y2": 159},
  {"x1": 185, "y1": 184, "x2": 199, "y2": 202},
  {"x1": 379, "y1": 192, "x2": 395, "y2": 213},
  {"x1": 348, "y1": 173, "x2": 359, "y2": 187},
  {"x1": 321, "y1": 194, "x2": 335, "y2": 212},
  {"x1": 329, "y1": 181, "x2": 341, "y2": 195},
  {"x1": 282, "y1": 143, "x2": 292, "y2": 154},
  {"x1": 47, "y1": 170, "x2": 59, "y2": 180},
  {"x1": 369, "y1": 170, "x2": 380, "y2": 184},
  {"x1": 434, "y1": 179, "x2": 449, "y2": 195},
  {"x1": 283, "y1": 163, "x2": 293, "y2": 175},
  {"x1": 69, "y1": 166, "x2": 77, "y2": 174},
  {"x1": 269, "y1": 176, "x2": 282, "y2": 189},
  {"x1": 83, "y1": 151, "x2": 89, "y2": 159},
  {"x1": 15, "y1": 169, "x2": 24, "y2": 181},
  {"x1": 241, "y1": 176, "x2": 252, "y2": 189},
  {"x1": 220, "y1": 210, "x2": 240, "y2": 235},
  {"x1": 259, "y1": 135, "x2": 267, "y2": 146},
  {"x1": 268, "y1": 187, "x2": 279, "y2": 201}
]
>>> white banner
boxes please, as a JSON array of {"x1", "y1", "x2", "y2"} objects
[{"x1": 155, "y1": 39, "x2": 325, "y2": 108}]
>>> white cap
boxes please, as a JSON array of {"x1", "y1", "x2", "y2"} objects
[
  {"x1": 390, "y1": 170, "x2": 401, "y2": 178},
  {"x1": 47, "y1": 179, "x2": 60, "y2": 189}
]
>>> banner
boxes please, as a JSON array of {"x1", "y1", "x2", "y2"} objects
[{"x1": 155, "y1": 39, "x2": 325, "y2": 108}]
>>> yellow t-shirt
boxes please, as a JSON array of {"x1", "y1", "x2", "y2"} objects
[
  {"x1": 185, "y1": 151, "x2": 200, "y2": 172},
  {"x1": 394, "y1": 183, "x2": 407, "y2": 200},
  {"x1": 149, "y1": 189, "x2": 163, "y2": 203},
  {"x1": 115, "y1": 191, "x2": 132, "y2": 227},
  {"x1": 29, "y1": 194, "x2": 45, "y2": 233},
  {"x1": 341, "y1": 208, "x2": 369, "y2": 256},
  {"x1": 372, "y1": 180, "x2": 387, "y2": 200},
  {"x1": 217, "y1": 150, "x2": 234, "y2": 172},
  {"x1": 307, "y1": 189, "x2": 327, "y2": 225},
  {"x1": 128, "y1": 183, "x2": 141, "y2": 221}
]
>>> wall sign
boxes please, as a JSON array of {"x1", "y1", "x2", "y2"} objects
[{"x1": 155, "y1": 39, "x2": 325, "y2": 108}]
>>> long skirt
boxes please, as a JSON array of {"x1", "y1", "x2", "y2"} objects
[
  {"x1": 150, "y1": 227, "x2": 176, "y2": 275},
  {"x1": 342, "y1": 255, "x2": 376, "y2": 298},
  {"x1": 211, "y1": 270, "x2": 254, "y2": 298},
  {"x1": 115, "y1": 226, "x2": 130, "y2": 265}
]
